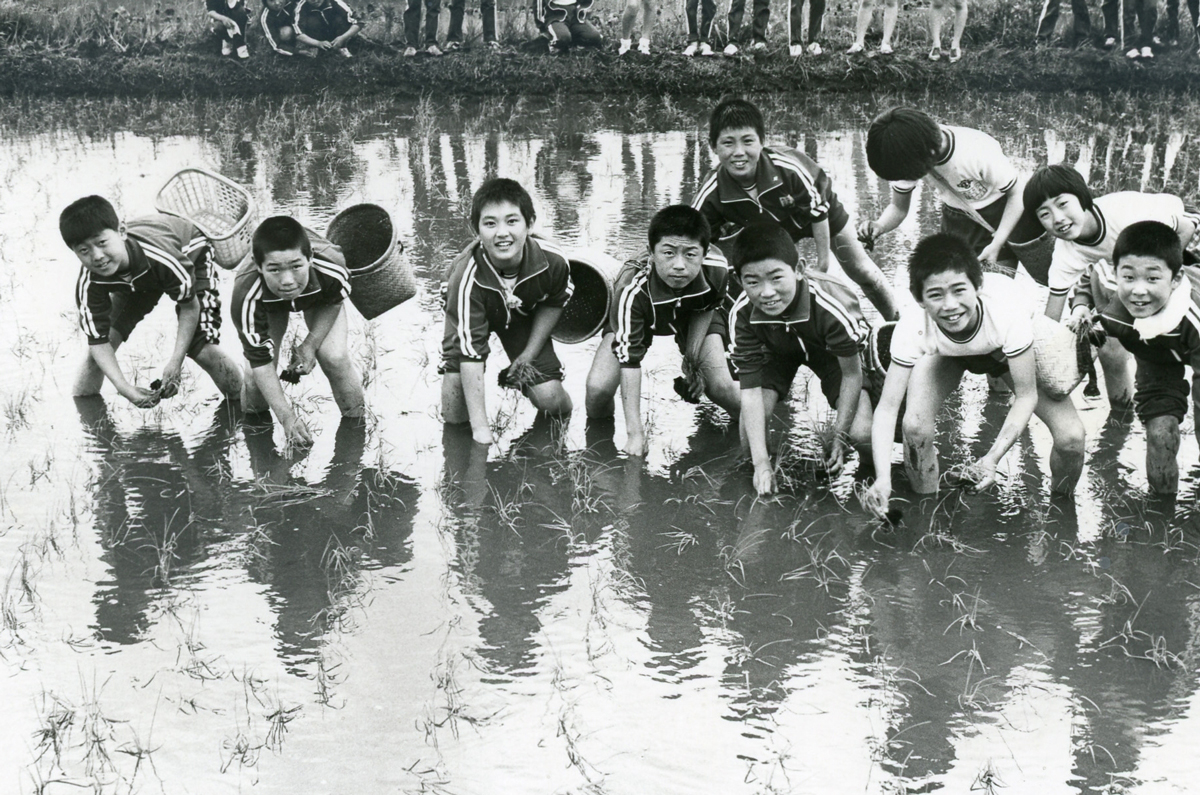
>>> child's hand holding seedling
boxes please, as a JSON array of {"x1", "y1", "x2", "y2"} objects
[
  {"x1": 157, "y1": 359, "x2": 183, "y2": 399},
  {"x1": 282, "y1": 415, "x2": 313, "y2": 446},
  {"x1": 752, "y1": 460, "x2": 777, "y2": 496},
  {"x1": 825, "y1": 433, "x2": 848, "y2": 477},
  {"x1": 124, "y1": 383, "x2": 162, "y2": 409},
  {"x1": 860, "y1": 478, "x2": 890, "y2": 519},
  {"x1": 682, "y1": 355, "x2": 706, "y2": 402}
]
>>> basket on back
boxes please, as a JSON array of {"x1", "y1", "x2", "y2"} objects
[
  {"x1": 552, "y1": 251, "x2": 623, "y2": 344},
  {"x1": 1010, "y1": 230, "x2": 1055, "y2": 286},
  {"x1": 155, "y1": 168, "x2": 257, "y2": 270},
  {"x1": 326, "y1": 203, "x2": 415, "y2": 320},
  {"x1": 1032, "y1": 314, "x2": 1098, "y2": 399}
]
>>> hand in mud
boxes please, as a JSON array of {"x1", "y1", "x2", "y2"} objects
[
  {"x1": 125, "y1": 385, "x2": 162, "y2": 409},
  {"x1": 860, "y1": 479, "x2": 891, "y2": 519},
  {"x1": 824, "y1": 437, "x2": 847, "y2": 477},
  {"x1": 682, "y1": 356, "x2": 706, "y2": 402},
  {"x1": 856, "y1": 220, "x2": 878, "y2": 251},
  {"x1": 752, "y1": 461, "x2": 777, "y2": 496}
]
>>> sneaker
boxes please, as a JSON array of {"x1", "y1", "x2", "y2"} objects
[
  {"x1": 338, "y1": 47, "x2": 352, "y2": 58},
  {"x1": 723, "y1": 42, "x2": 739, "y2": 55},
  {"x1": 929, "y1": 46, "x2": 941, "y2": 61},
  {"x1": 699, "y1": 42, "x2": 714, "y2": 55},
  {"x1": 618, "y1": 38, "x2": 632, "y2": 55},
  {"x1": 221, "y1": 39, "x2": 233, "y2": 56},
  {"x1": 444, "y1": 40, "x2": 461, "y2": 51},
  {"x1": 1103, "y1": 36, "x2": 1117, "y2": 48},
  {"x1": 638, "y1": 37, "x2": 651, "y2": 55},
  {"x1": 948, "y1": 44, "x2": 961, "y2": 62},
  {"x1": 750, "y1": 39, "x2": 767, "y2": 51},
  {"x1": 236, "y1": 45, "x2": 250, "y2": 59},
  {"x1": 846, "y1": 41, "x2": 864, "y2": 53},
  {"x1": 807, "y1": 41, "x2": 822, "y2": 55},
  {"x1": 426, "y1": 43, "x2": 443, "y2": 56},
  {"x1": 878, "y1": 42, "x2": 893, "y2": 54},
  {"x1": 683, "y1": 41, "x2": 699, "y2": 56},
  {"x1": 1141, "y1": 45, "x2": 1154, "y2": 58},
  {"x1": 486, "y1": 40, "x2": 501, "y2": 50},
  {"x1": 789, "y1": 43, "x2": 803, "y2": 57},
  {"x1": 1153, "y1": 35, "x2": 1163, "y2": 45},
  {"x1": 1126, "y1": 46, "x2": 1140, "y2": 58},
  {"x1": 403, "y1": 45, "x2": 417, "y2": 56}
]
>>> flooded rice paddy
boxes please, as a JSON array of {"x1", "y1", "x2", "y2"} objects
[{"x1": 3, "y1": 92, "x2": 1200, "y2": 793}]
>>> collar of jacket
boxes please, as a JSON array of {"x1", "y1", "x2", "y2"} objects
[
  {"x1": 645, "y1": 257, "x2": 712, "y2": 305},
  {"x1": 471, "y1": 238, "x2": 550, "y2": 293}
]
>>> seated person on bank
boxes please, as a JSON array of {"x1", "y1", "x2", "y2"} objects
[
  {"x1": 61, "y1": 195, "x2": 242, "y2": 408},
  {"x1": 584, "y1": 205, "x2": 740, "y2": 457},
  {"x1": 260, "y1": 0, "x2": 300, "y2": 55},
  {"x1": 230, "y1": 216, "x2": 364, "y2": 444},
  {"x1": 534, "y1": 0, "x2": 603, "y2": 52},
  {"x1": 208, "y1": 0, "x2": 251, "y2": 58},
  {"x1": 693, "y1": 97, "x2": 898, "y2": 321},
  {"x1": 293, "y1": 0, "x2": 361, "y2": 56},
  {"x1": 1025, "y1": 163, "x2": 1198, "y2": 407},
  {"x1": 729, "y1": 221, "x2": 879, "y2": 496},
  {"x1": 442, "y1": 177, "x2": 574, "y2": 446},
  {"x1": 1074, "y1": 221, "x2": 1200, "y2": 494},
  {"x1": 862, "y1": 234, "x2": 1085, "y2": 519}
]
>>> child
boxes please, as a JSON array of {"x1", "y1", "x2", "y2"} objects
[
  {"x1": 1024, "y1": 163, "x2": 1198, "y2": 406},
  {"x1": 729, "y1": 221, "x2": 878, "y2": 496},
  {"x1": 693, "y1": 98, "x2": 899, "y2": 321},
  {"x1": 230, "y1": 216, "x2": 364, "y2": 444},
  {"x1": 442, "y1": 178, "x2": 574, "y2": 446},
  {"x1": 1164, "y1": 0, "x2": 1199, "y2": 54},
  {"x1": 446, "y1": 0, "x2": 500, "y2": 50},
  {"x1": 261, "y1": 0, "x2": 301, "y2": 55},
  {"x1": 534, "y1": 0, "x2": 603, "y2": 52},
  {"x1": 724, "y1": 0, "x2": 770, "y2": 54},
  {"x1": 1082, "y1": 221, "x2": 1200, "y2": 493},
  {"x1": 682, "y1": 0, "x2": 716, "y2": 55},
  {"x1": 1035, "y1": 0, "x2": 1094, "y2": 47},
  {"x1": 788, "y1": 0, "x2": 825, "y2": 56},
  {"x1": 846, "y1": 0, "x2": 898, "y2": 54},
  {"x1": 293, "y1": 0, "x2": 360, "y2": 57},
  {"x1": 61, "y1": 195, "x2": 242, "y2": 407},
  {"x1": 207, "y1": 0, "x2": 251, "y2": 58},
  {"x1": 928, "y1": 0, "x2": 967, "y2": 61},
  {"x1": 584, "y1": 205, "x2": 740, "y2": 457},
  {"x1": 618, "y1": 0, "x2": 654, "y2": 54},
  {"x1": 404, "y1": 0, "x2": 444, "y2": 55},
  {"x1": 861, "y1": 107, "x2": 1042, "y2": 278},
  {"x1": 862, "y1": 234, "x2": 1085, "y2": 518},
  {"x1": 1122, "y1": 0, "x2": 1156, "y2": 57}
]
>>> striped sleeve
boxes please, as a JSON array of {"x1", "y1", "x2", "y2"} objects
[
  {"x1": 610, "y1": 269, "x2": 650, "y2": 367},
  {"x1": 537, "y1": 241, "x2": 574, "y2": 308},
  {"x1": 445, "y1": 257, "x2": 491, "y2": 361},
  {"x1": 773, "y1": 149, "x2": 830, "y2": 221},
  {"x1": 77, "y1": 270, "x2": 113, "y2": 345},
  {"x1": 699, "y1": 248, "x2": 730, "y2": 311},
  {"x1": 692, "y1": 173, "x2": 728, "y2": 240},
  {"x1": 232, "y1": 275, "x2": 275, "y2": 367},
  {"x1": 728, "y1": 293, "x2": 771, "y2": 388},
  {"x1": 333, "y1": 0, "x2": 357, "y2": 25},
  {"x1": 260, "y1": 7, "x2": 293, "y2": 54},
  {"x1": 809, "y1": 276, "x2": 867, "y2": 358}
]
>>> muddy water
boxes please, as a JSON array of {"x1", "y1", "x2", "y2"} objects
[{"x1": 2, "y1": 94, "x2": 1200, "y2": 794}]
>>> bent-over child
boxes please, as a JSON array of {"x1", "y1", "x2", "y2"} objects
[
  {"x1": 208, "y1": 0, "x2": 251, "y2": 58},
  {"x1": 584, "y1": 205, "x2": 740, "y2": 457},
  {"x1": 62, "y1": 195, "x2": 242, "y2": 408},
  {"x1": 862, "y1": 233, "x2": 1085, "y2": 518},
  {"x1": 293, "y1": 0, "x2": 361, "y2": 57},
  {"x1": 693, "y1": 97, "x2": 899, "y2": 320},
  {"x1": 442, "y1": 178, "x2": 574, "y2": 446},
  {"x1": 261, "y1": 0, "x2": 300, "y2": 55},
  {"x1": 230, "y1": 216, "x2": 364, "y2": 444},
  {"x1": 534, "y1": 0, "x2": 603, "y2": 52}
]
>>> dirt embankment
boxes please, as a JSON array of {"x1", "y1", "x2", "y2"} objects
[{"x1": 1, "y1": 43, "x2": 1196, "y2": 97}]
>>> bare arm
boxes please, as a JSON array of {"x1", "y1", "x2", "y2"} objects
[
  {"x1": 827, "y1": 354, "x2": 864, "y2": 475},
  {"x1": 980, "y1": 179, "x2": 1027, "y2": 267},
  {"x1": 511, "y1": 305, "x2": 563, "y2": 368},
  {"x1": 252, "y1": 363, "x2": 311, "y2": 443},
  {"x1": 332, "y1": 24, "x2": 361, "y2": 47},
  {"x1": 971, "y1": 349, "x2": 1039, "y2": 490},
  {"x1": 620, "y1": 367, "x2": 644, "y2": 457},
  {"x1": 742, "y1": 386, "x2": 774, "y2": 496},
  {"x1": 161, "y1": 296, "x2": 200, "y2": 397},
  {"x1": 862, "y1": 188, "x2": 913, "y2": 239},
  {"x1": 861, "y1": 363, "x2": 912, "y2": 518},
  {"x1": 812, "y1": 218, "x2": 832, "y2": 273},
  {"x1": 89, "y1": 343, "x2": 159, "y2": 408}
]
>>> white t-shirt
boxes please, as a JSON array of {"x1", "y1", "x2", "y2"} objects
[
  {"x1": 890, "y1": 126, "x2": 1018, "y2": 211},
  {"x1": 889, "y1": 273, "x2": 1035, "y2": 367},
  {"x1": 1047, "y1": 191, "x2": 1189, "y2": 297}
]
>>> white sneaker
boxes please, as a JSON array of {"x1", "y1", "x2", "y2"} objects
[
  {"x1": 338, "y1": 47, "x2": 352, "y2": 58},
  {"x1": 846, "y1": 41, "x2": 864, "y2": 53},
  {"x1": 699, "y1": 42, "x2": 714, "y2": 55},
  {"x1": 638, "y1": 37, "x2": 651, "y2": 54},
  {"x1": 403, "y1": 45, "x2": 417, "y2": 56},
  {"x1": 426, "y1": 43, "x2": 443, "y2": 56},
  {"x1": 237, "y1": 45, "x2": 250, "y2": 59},
  {"x1": 750, "y1": 40, "x2": 767, "y2": 51},
  {"x1": 1141, "y1": 45, "x2": 1154, "y2": 58},
  {"x1": 1103, "y1": 36, "x2": 1117, "y2": 47},
  {"x1": 723, "y1": 42, "x2": 739, "y2": 55},
  {"x1": 221, "y1": 39, "x2": 233, "y2": 56},
  {"x1": 1126, "y1": 46, "x2": 1140, "y2": 58},
  {"x1": 618, "y1": 38, "x2": 632, "y2": 55},
  {"x1": 683, "y1": 41, "x2": 699, "y2": 56},
  {"x1": 878, "y1": 42, "x2": 893, "y2": 54},
  {"x1": 789, "y1": 43, "x2": 803, "y2": 57},
  {"x1": 807, "y1": 41, "x2": 822, "y2": 55}
]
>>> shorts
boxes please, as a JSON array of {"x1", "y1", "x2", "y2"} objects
[
  {"x1": 109, "y1": 288, "x2": 221, "y2": 359},
  {"x1": 756, "y1": 346, "x2": 882, "y2": 408},
  {"x1": 941, "y1": 195, "x2": 1044, "y2": 275},
  {"x1": 440, "y1": 313, "x2": 564, "y2": 385},
  {"x1": 1134, "y1": 356, "x2": 1190, "y2": 423},
  {"x1": 670, "y1": 299, "x2": 733, "y2": 355},
  {"x1": 955, "y1": 353, "x2": 1010, "y2": 377}
]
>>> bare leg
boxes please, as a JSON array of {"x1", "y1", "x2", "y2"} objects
[
  {"x1": 699, "y1": 333, "x2": 740, "y2": 417},
  {"x1": 851, "y1": 0, "x2": 877, "y2": 47},
  {"x1": 309, "y1": 305, "x2": 364, "y2": 417},
  {"x1": 949, "y1": 0, "x2": 968, "y2": 49},
  {"x1": 525, "y1": 379, "x2": 573, "y2": 416},
  {"x1": 192, "y1": 343, "x2": 244, "y2": 398},
  {"x1": 1098, "y1": 338, "x2": 1134, "y2": 406},
  {"x1": 929, "y1": 0, "x2": 946, "y2": 49},
  {"x1": 442, "y1": 372, "x2": 470, "y2": 424},
  {"x1": 881, "y1": 0, "x2": 899, "y2": 46},
  {"x1": 1146, "y1": 415, "x2": 1181, "y2": 494},
  {"x1": 1032, "y1": 389, "x2": 1086, "y2": 494},
  {"x1": 832, "y1": 226, "x2": 899, "y2": 321},
  {"x1": 585, "y1": 333, "x2": 621, "y2": 418}
]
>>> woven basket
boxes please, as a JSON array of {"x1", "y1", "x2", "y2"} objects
[
  {"x1": 326, "y1": 203, "x2": 415, "y2": 321},
  {"x1": 155, "y1": 168, "x2": 257, "y2": 270},
  {"x1": 1032, "y1": 314, "x2": 1096, "y2": 400},
  {"x1": 552, "y1": 250, "x2": 623, "y2": 344},
  {"x1": 1010, "y1": 230, "x2": 1055, "y2": 287}
]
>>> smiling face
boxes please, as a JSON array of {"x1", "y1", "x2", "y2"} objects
[
  {"x1": 740, "y1": 257, "x2": 798, "y2": 316},
  {"x1": 713, "y1": 126, "x2": 763, "y2": 186},
  {"x1": 918, "y1": 269, "x2": 981, "y2": 336},
  {"x1": 651, "y1": 235, "x2": 706, "y2": 291},
  {"x1": 1034, "y1": 193, "x2": 1096, "y2": 242},
  {"x1": 73, "y1": 228, "x2": 129, "y2": 277},
  {"x1": 1116, "y1": 254, "x2": 1180, "y2": 319},
  {"x1": 259, "y1": 247, "x2": 312, "y2": 299},
  {"x1": 476, "y1": 199, "x2": 530, "y2": 272}
]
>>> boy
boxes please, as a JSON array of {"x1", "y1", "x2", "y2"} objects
[
  {"x1": 729, "y1": 221, "x2": 878, "y2": 496},
  {"x1": 860, "y1": 107, "x2": 1043, "y2": 278},
  {"x1": 404, "y1": 0, "x2": 444, "y2": 56},
  {"x1": 230, "y1": 216, "x2": 364, "y2": 444},
  {"x1": 1024, "y1": 163, "x2": 1198, "y2": 406},
  {"x1": 846, "y1": 0, "x2": 898, "y2": 54},
  {"x1": 207, "y1": 0, "x2": 251, "y2": 58},
  {"x1": 584, "y1": 205, "x2": 740, "y2": 457},
  {"x1": 927, "y1": 0, "x2": 967, "y2": 61},
  {"x1": 534, "y1": 0, "x2": 603, "y2": 52},
  {"x1": 1081, "y1": 221, "x2": 1200, "y2": 493},
  {"x1": 693, "y1": 98, "x2": 899, "y2": 321},
  {"x1": 261, "y1": 0, "x2": 301, "y2": 56},
  {"x1": 293, "y1": 0, "x2": 360, "y2": 57},
  {"x1": 862, "y1": 234, "x2": 1085, "y2": 518},
  {"x1": 618, "y1": 0, "x2": 654, "y2": 55},
  {"x1": 682, "y1": 0, "x2": 716, "y2": 55},
  {"x1": 442, "y1": 178, "x2": 574, "y2": 446},
  {"x1": 446, "y1": 0, "x2": 499, "y2": 50},
  {"x1": 62, "y1": 195, "x2": 242, "y2": 408}
]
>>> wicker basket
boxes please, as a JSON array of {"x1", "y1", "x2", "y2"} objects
[
  {"x1": 155, "y1": 168, "x2": 258, "y2": 270},
  {"x1": 552, "y1": 250, "x2": 623, "y2": 344},
  {"x1": 1010, "y1": 230, "x2": 1055, "y2": 287},
  {"x1": 326, "y1": 203, "x2": 415, "y2": 321},
  {"x1": 1033, "y1": 314, "x2": 1096, "y2": 399}
]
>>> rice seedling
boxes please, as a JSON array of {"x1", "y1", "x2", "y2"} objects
[
  {"x1": 262, "y1": 697, "x2": 302, "y2": 753},
  {"x1": 657, "y1": 527, "x2": 699, "y2": 555},
  {"x1": 970, "y1": 760, "x2": 1005, "y2": 795}
]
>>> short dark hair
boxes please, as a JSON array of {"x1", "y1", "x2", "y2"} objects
[
  {"x1": 1114, "y1": 220, "x2": 1184, "y2": 276},
  {"x1": 1023, "y1": 164, "x2": 1094, "y2": 215},
  {"x1": 909, "y1": 233, "x2": 982, "y2": 301},
  {"x1": 470, "y1": 177, "x2": 535, "y2": 232},
  {"x1": 729, "y1": 221, "x2": 798, "y2": 275},
  {"x1": 60, "y1": 195, "x2": 120, "y2": 248},
  {"x1": 648, "y1": 205, "x2": 711, "y2": 251},
  {"x1": 866, "y1": 107, "x2": 942, "y2": 182},
  {"x1": 708, "y1": 97, "x2": 765, "y2": 149},
  {"x1": 253, "y1": 216, "x2": 312, "y2": 265}
]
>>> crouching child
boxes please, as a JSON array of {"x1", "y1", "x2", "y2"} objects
[
  {"x1": 441, "y1": 177, "x2": 574, "y2": 446},
  {"x1": 231, "y1": 216, "x2": 364, "y2": 444},
  {"x1": 62, "y1": 195, "x2": 242, "y2": 408},
  {"x1": 729, "y1": 221, "x2": 879, "y2": 496},
  {"x1": 584, "y1": 205, "x2": 741, "y2": 457},
  {"x1": 862, "y1": 233, "x2": 1085, "y2": 519}
]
